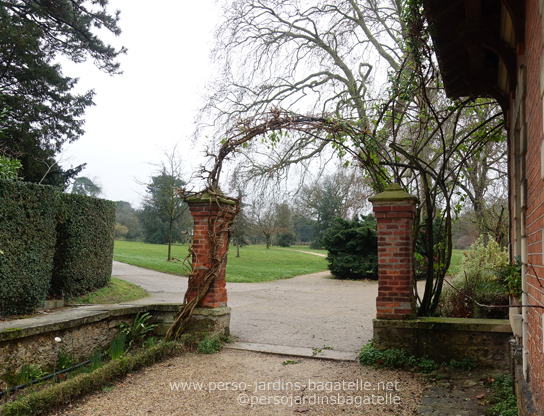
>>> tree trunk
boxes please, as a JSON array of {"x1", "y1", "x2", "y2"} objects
[
  {"x1": 236, "y1": 239, "x2": 240, "y2": 257},
  {"x1": 167, "y1": 217, "x2": 173, "y2": 261}
]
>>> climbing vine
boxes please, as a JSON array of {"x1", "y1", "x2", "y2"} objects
[{"x1": 165, "y1": 188, "x2": 240, "y2": 341}]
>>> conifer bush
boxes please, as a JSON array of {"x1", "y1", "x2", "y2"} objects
[{"x1": 323, "y1": 215, "x2": 378, "y2": 280}]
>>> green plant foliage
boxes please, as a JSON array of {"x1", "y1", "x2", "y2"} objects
[
  {"x1": 16, "y1": 365, "x2": 47, "y2": 386},
  {"x1": 407, "y1": 356, "x2": 438, "y2": 373},
  {"x1": 442, "y1": 358, "x2": 476, "y2": 371},
  {"x1": 109, "y1": 332, "x2": 126, "y2": 360},
  {"x1": 139, "y1": 173, "x2": 190, "y2": 245},
  {"x1": 88, "y1": 350, "x2": 103, "y2": 373},
  {"x1": 119, "y1": 313, "x2": 157, "y2": 350},
  {"x1": 414, "y1": 216, "x2": 446, "y2": 279},
  {"x1": 0, "y1": 0, "x2": 124, "y2": 187},
  {"x1": 50, "y1": 193, "x2": 116, "y2": 298},
  {"x1": 358, "y1": 341, "x2": 384, "y2": 367},
  {"x1": 358, "y1": 341, "x2": 438, "y2": 373},
  {"x1": 144, "y1": 337, "x2": 157, "y2": 348},
  {"x1": 197, "y1": 335, "x2": 223, "y2": 354},
  {"x1": 457, "y1": 236, "x2": 509, "y2": 282},
  {"x1": 276, "y1": 231, "x2": 295, "y2": 247},
  {"x1": 115, "y1": 201, "x2": 143, "y2": 241},
  {"x1": 496, "y1": 256, "x2": 522, "y2": 297},
  {"x1": 0, "y1": 179, "x2": 58, "y2": 315},
  {"x1": 57, "y1": 351, "x2": 74, "y2": 371},
  {"x1": 439, "y1": 236, "x2": 510, "y2": 319},
  {"x1": 71, "y1": 177, "x2": 102, "y2": 197},
  {"x1": 0, "y1": 156, "x2": 22, "y2": 181},
  {"x1": 323, "y1": 215, "x2": 378, "y2": 280},
  {"x1": 484, "y1": 374, "x2": 517, "y2": 416}
]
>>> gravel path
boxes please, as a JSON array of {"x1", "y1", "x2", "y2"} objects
[
  {"x1": 113, "y1": 261, "x2": 379, "y2": 353},
  {"x1": 51, "y1": 262, "x2": 426, "y2": 416},
  {"x1": 52, "y1": 349, "x2": 424, "y2": 416}
]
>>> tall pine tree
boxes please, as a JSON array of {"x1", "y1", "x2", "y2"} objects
[{"x1": 0, "y1": 0, "x2": 125, "y2": 186}]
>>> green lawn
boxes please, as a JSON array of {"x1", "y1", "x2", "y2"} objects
[
  {"x1": 113, "y1": 241, "x2": 329, "y2": 283},
  {"x1": 66, "y1": 277, "x2": 148, "y2": 304},
  {"x1": 449, "y1": 249, "x2": 466, "y2": 275}
]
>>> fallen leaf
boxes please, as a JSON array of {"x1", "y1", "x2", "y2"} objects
[{"x1": 476, "y1": 394, "x2": 485, "y2": 399}]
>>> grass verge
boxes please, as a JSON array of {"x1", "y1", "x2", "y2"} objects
[
  {"x1": 448, "y1": 249, "x2": 465, "y2": 275},
  {"x1": 66, "y1": 277, "x2": 148, "y2": 305},
  {"x1": 114, "y1": 241, "x2": 329, "y2": 283},
  {"x1": 0, "y1": 341, "x2": 185, "y2": 416}
]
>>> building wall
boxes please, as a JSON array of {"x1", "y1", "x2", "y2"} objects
[{"x1": 520, "y1": 0, "x2": 544, "y2": 411}]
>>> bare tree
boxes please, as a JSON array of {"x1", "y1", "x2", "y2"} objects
[
  {"x1": 251, "y1": 199, "x2": 282, "y2": 249},
  {"x1": 140, "y1": 145, "x2": 191, "y2": 261},
  {"x1": 203, "y1": 0, "x2": 406, "y2": 133},
  {"x1": 296, "y1": 167, "x2": 370, "y2": 246},
  {"x1": 195, "y1": 1, "x2": 508, "y2": 316}
]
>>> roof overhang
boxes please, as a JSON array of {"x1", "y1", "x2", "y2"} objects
[{"x1": 423, "y1": 0, "x2": 524, "y2": 112}]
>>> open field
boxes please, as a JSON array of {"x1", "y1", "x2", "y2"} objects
[{"x1": 113, "y1": 241, "x2": 329, "y2": 283}]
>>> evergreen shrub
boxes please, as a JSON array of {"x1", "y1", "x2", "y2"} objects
[
  {"x1": 51, "y1": 193, "x2": 115, "y2": 298},
  {"x1": 0, "y1": 180, "x2": 58, "y2": 315},
  {"x1": 323, "y1": 215, "x2": 378, "y2": 280}
]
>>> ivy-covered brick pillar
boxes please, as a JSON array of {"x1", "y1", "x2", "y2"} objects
[
  {"x1": 368, "y1": 183, "x2": 418, "y2": 320},
  {"x1": 186, "y1": 193, "x2": 236, "y2": 308}
]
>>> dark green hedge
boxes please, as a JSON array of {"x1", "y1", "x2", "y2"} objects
[
  {"x1": 0, "y1": 181, "x2": 116, "y2": 315},
  {"x1": 323, "y1": 215, "x2": 378, "y2": 280},
  {"x1": 51, "y1": 194, "x2": 115, "y2": 298},
  {"x1": 0, "y1": 180, "x2": 58, "y2": 315}
]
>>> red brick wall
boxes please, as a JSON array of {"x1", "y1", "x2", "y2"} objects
[{"x1": 523, "y1": 0, "x2": 544, "y2": 410}]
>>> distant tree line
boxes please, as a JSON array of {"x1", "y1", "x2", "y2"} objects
[
  {"x1": 113, "y1": 166, "x2": 505, "y2": 260},
  {"x1": 114, "y1": 174, "x2": 192, "y2": 248}
]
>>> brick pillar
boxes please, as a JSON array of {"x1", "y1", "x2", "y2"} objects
[
  {"x1": 368, "y1": 183, "x2": 418, "y2": 320},
  {"x1": 185, "y1": 192, "x2": 236, "y2": 308}
]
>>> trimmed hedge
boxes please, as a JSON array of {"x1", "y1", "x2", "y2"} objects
[
  {"x1": 51, "y1": 194, "x2": 116, "y2": 298},
  {"x1": 0, "y1": 180, "x2": 58, "y2": 315},
  {"x1": 1, "y1": 341, "x2": 185, "y2": 416},
  {"x1": 0, "y1": 180, "x2": 116, "y2": 315},
  {"x1": 323, "y1": 215, "x2": 378, "y2": 280}
]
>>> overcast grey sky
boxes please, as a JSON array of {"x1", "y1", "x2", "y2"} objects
[{"x1": 62, "y1": 0, "x2": 220, "y2": 207}]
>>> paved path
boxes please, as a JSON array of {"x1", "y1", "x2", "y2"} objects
[{"x1": 112, "y1": 261, "x2": 377, "y2": 355}]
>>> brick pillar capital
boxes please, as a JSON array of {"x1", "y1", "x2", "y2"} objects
[
  {"x1": 186, "y1": 190, "x2": 238, "y2": 208},
  {"x1": 369, "y1": 183, "x2": 417, "y2": 320},
  {"x1": 368, "y1": 183, "x2": 419, "y2": 206}
]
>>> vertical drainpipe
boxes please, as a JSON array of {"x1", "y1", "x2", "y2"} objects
[{"x1": 521, "y1": 232, "x2": 529, "y2": 379}]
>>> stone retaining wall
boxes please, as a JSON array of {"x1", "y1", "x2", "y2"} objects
[
  {"x1": 0, "y1": 304, "x2": 181, "y2": 380},
  {"x1": 373, "y1": 317, "x2": 513, "y2": 369}
]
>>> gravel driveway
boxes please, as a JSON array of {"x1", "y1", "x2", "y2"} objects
[
  {"x1": 113, "y1": 260, "x2": 379, "y2": 353},
  {"x1": 52, "y1": 349, "x2": 424, "y2": 416},
  {"x1": 60, "y1": 260, "x2": 425, "y2": 416}
]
